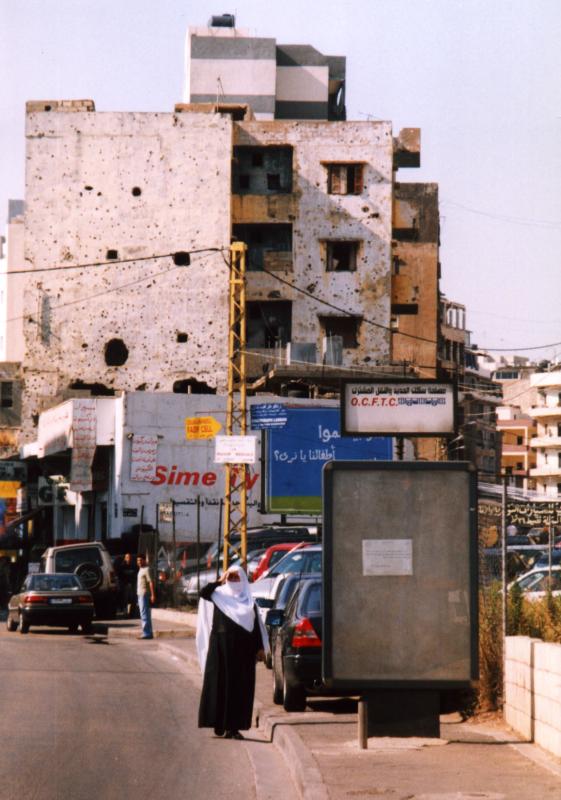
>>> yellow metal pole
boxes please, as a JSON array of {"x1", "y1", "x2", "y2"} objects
[{"x1": 223, "y1": 242, "x2": 247, "y2": 570}]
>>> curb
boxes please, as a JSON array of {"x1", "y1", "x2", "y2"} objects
[{"x1": 157, "y1": 637, "x2": 328, "y2": 800}]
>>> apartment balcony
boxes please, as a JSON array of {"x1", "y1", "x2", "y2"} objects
[
  {"x1": 529, "y1": 406, "x2": 561, "y2": 419},
  {"x1": 530, "y1": 465, "x2": 561, "y2": 478},
  {"x1": 531, "y1": 436, "x2": 561, "y2": 448}
]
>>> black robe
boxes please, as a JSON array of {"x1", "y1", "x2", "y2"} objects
[{"x1": 198, "y1": 581, "x2": 262, "y2": 733}]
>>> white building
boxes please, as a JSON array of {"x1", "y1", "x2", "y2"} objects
[
  {"x1": 184, "y1": 16, "x2": 346, "y2": 121},
  {"x1": 529, "y1": 370, "x2": 561, "y2": 497}
]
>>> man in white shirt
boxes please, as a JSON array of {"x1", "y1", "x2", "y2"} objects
[{"x1": 136, "y1": 554, "x2": 156, "y2": 639}]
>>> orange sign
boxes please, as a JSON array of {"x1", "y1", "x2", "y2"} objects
[{"x1": 185, "y1": 416, "x2": 222, "y2": 440}]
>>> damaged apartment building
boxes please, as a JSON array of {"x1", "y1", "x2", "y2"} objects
[
  {"x1": 7, "y1": 16, "x2": 446, "y2": 542},
  {"x1": 19, "y1": 17, "x2": 436, "y2": 449}
]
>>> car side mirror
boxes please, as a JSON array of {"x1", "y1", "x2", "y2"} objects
[{"x1": 265, "y1": 608, "x2": 284, "y2": 627}]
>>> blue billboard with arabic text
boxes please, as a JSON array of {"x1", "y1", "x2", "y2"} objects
[{"x1": 263, "y1": 406, "x2": 392, "y2": 514}]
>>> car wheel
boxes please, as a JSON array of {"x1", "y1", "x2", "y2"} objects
[
  {"x1": 74, "y1": 562, "x2": 103, "y2": 591},
  {"x1": 6, "y1": 613, "x2": 17, "y2": 632},
  {"x1": 19, "y1": 616, "x2": 29, "y2": 634},
  {"x1": 81, "y1": 621, "x2": 93, "y2": 634},
  {"x1": 68, "y1": 624, "x2": 79, "y2": 634},
  {"x1": 273, "y1": 665, "x2": 283, "y2": 705},
  {"x1": 282, "y1": 672, "x2": 306, "y2": 712}
]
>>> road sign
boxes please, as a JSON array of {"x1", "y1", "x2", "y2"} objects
[
  {"x1": 215, "y1": 435, "x2": 257, "y2": 464},
  {"x1": 185, "y1": 416, "x2": 222, "y2": 440}
]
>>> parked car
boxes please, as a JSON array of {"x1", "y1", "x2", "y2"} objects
[
  {"x1": 267, "y1": 578, "x2": 323, "y2": 711},
  {"x1": 197, "y1": 525, "x2": 320, "y2": 574},
  {"x1": 510, "y1": 565, "x2": 561, "y2": 600},
  {"x1": 252, "y1": 542, "x2": 312, "y2": 582},
  {"x1": 6, "y1": 573, "x2": 94, "y2": 634},
  {"x1": 181, "y1": 548, "x2": 267, "y2": 603},
  {"x1": 263, "y1": 572, "x2": 321, "y2": 668},
  {"x1": 40, "y1": 542, "x2": 118, "y2": 618},
  {"x1": 535, "y1": 549, "x2": 561, "y2": 568},
  {"x1": 251, "y1": 544, "x2": 323, "y2": 602}
]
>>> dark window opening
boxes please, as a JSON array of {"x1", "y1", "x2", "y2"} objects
[
  {"x1": 233, "y1": 224, "x2": 292, "y2": 271},
  {"x1": 68, "y1": 380, "x2": 115, "y2": 396},
  {"x1": 232, "y1": 146, "x2": 293, "y2": 194},
  {"x1": 104, "y1": 338, "x2": 129, "y2": 367},
  {"x1": 247, "y1": 301, "x2": 292, "y2": 348},
  {"x1": 106, "y1": 249, "x2": 119, "y2": 260},
  {"x1": 0, "y1": 382, "x2": 13, "y2": 408},
  {"x1": 172, "y1": 379, "x2": 216, "y2": 395},
  {"x1": 319, "y1": 315, "x2": 361, "y2": 348},
  {"x1": 325, "y1": 241, "x2": 358, "y2": 272},
  {"x1": 176, "y1": 332, "x2": 188, "y2": 343},
  {"x1": 391, "y1": 304, "x2": 419, "y2": 315},
  {"x1": 326, "y1": 163, "x2": 363, "y2": 195},
  {"x1": 267, "y1": 173, "x2": 281, "y2": 191}
]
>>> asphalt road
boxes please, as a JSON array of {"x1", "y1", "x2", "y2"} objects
[{"x1": 0, "y1": 626, "x2": 291, "y2": 800}]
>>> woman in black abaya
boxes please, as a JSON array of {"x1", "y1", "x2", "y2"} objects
[{"x1": 196, "y1": 565, "x2": 269, "y2": 739}]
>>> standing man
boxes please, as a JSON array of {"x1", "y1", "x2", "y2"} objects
[{"x1": 136, "y1": 554, "x2": 156, "y2": 640}]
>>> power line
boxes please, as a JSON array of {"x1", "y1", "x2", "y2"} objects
[
  {"x1": 441, "y1": 199, "x2": 561, "y2": 230},
  {"x1": 5, "y1": 247, "x2": 223, "y2": 276}
]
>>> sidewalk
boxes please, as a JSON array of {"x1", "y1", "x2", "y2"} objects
[{"x1": 110, "y1": 608, "x2": 561, "y2": 800}]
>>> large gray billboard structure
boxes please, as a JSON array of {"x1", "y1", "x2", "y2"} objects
[{"x1": 323, "y1": 461, "x2": 478, "y2": 689}]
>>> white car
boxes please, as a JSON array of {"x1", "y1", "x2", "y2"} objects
[{"x1": 510, "y1": 565, "x2": 561, "y2": 601}]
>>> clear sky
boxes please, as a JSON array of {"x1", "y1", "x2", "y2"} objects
[{"x1": 2, "y1": 0, "x2": 560, "y2": 361}]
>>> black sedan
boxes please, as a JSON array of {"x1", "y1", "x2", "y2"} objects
[
  {"x1": 267, "y1": 578, "x2": 322, "y2": 712},
  {"x1": 6, "y1": 573, "x2": 95, "y2": 634}
]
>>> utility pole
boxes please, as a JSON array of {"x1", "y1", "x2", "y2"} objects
[{"x1": 223, "y1": 242, "x2": 248, "y2": 570}]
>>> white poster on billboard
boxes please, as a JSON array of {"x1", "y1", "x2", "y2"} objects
[
  {"x1": 214, "y1": 435, "x2": 257, "y2": 464},
  {"x1": 342, "y1": 380, "x2": 456, "y2": 436}
]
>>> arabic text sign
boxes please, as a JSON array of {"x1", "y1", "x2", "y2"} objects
[
  {"x1": 342, "y1": 380, "x2": 456, "y2": 436},
  {"x1": 185, "y1": 416, "x2": 222, "y2": 440},
  {"x1": 265, "y1": 406, "x2": 392, "y2": 514},
  {"x1": 215, "y1": 435, "x2": 257, "y2": 464},
  {"x1": 131, "y1": 435, "x2": 158, "y2": 481},
  {"x1": 250, "y1": 403, "x2": 288, "y2": 430}
]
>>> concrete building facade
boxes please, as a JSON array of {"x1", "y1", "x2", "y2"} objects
[
  {"x1": 22, "y1": 101, "x2": 232, "y2": 443},
  {"x1": 21, "y1": 98, "x2": 420, "y2": 447},
  {"x1": 185, "y1": 18, "x2": 346, "y2": 121},
  {"x1": 0, "y1": 200, "x2": 25, "y2": 362},
  {"x1": 529, "y1": 370, "x2": 561, "y2": 497}
]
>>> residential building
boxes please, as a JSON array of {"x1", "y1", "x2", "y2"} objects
[
  {"x1": 0, "y1": 200, "x2": 25, "y2": 362},
  {"x1": 496, "y1": 406, "x2": 536, "y2": 491},
  {"x1": 529, "y1": 370, "x2": 561, "y2": 497},
  {"x1": 184, "y1": 16, "x2": 346, "y2": 121}
]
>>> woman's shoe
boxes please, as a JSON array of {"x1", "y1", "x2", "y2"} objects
[{"x1": 225, "y1": 730, "x2": 243, "y2": 739}]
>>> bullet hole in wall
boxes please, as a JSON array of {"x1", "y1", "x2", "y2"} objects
[
  {"x1": 104, "y1": 338, "x2": 129, "y2": 367},
  {"x1": 132, "y1": 187, "x2": 142, "y2": 197},
  {"x1": 176, "y1": 332, "x2": 188, "y2": 343},
  {"x1": 106, "y1": 249, "x2": 119, "y2": 260},
  {"x1": 85, "y1": 186, "x2": 93, "y2": 191}
]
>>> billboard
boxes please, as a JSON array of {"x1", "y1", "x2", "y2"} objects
[
  {"x1": 263, "y1": 406, "x2": 392, "y2": 513},
  {"x1": 323, "y1": 461, "x2": 478, "y2": 689},
  {"x1": 341, "y1": 379, "x2": 456, "y2": 436}
]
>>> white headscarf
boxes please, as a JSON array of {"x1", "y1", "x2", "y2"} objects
[{"x1": 196, "y1": 565, "x2": 270, "y2": 673}]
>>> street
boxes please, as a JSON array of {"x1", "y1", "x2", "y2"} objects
[{"x1": 0, "y1": 626, "x2": 294, "y2": 800}]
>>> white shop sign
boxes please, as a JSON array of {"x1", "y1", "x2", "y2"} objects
[{"x1": 214, "y1": 435, "x2": 257, "y2": 464}]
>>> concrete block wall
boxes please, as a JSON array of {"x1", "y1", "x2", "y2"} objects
[
  {"x1": 505, "y1": 635, "x2": 561, "y2": 758},
  {"x1": 22, "y1": 106, "x2": 233, "y2": 441}
]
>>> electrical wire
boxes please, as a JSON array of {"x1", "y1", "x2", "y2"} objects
[{"x1": 5, "y1": 247, "x2": 224, "y2": 276}]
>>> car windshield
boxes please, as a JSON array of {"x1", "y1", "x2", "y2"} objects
[
  {"x1": 30, "y1": 574, "x2": 82, "y2": 591},
  {"x1": 270, "y1": 550, "x2": 322, "y2": 577},
  {"x1": 54, "y1": 548, "x2": 103, "y2": 572}
]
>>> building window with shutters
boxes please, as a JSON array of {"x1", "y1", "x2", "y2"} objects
[{"x1": 325, "y1": 163, "x2": 364, "y2": 195}]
